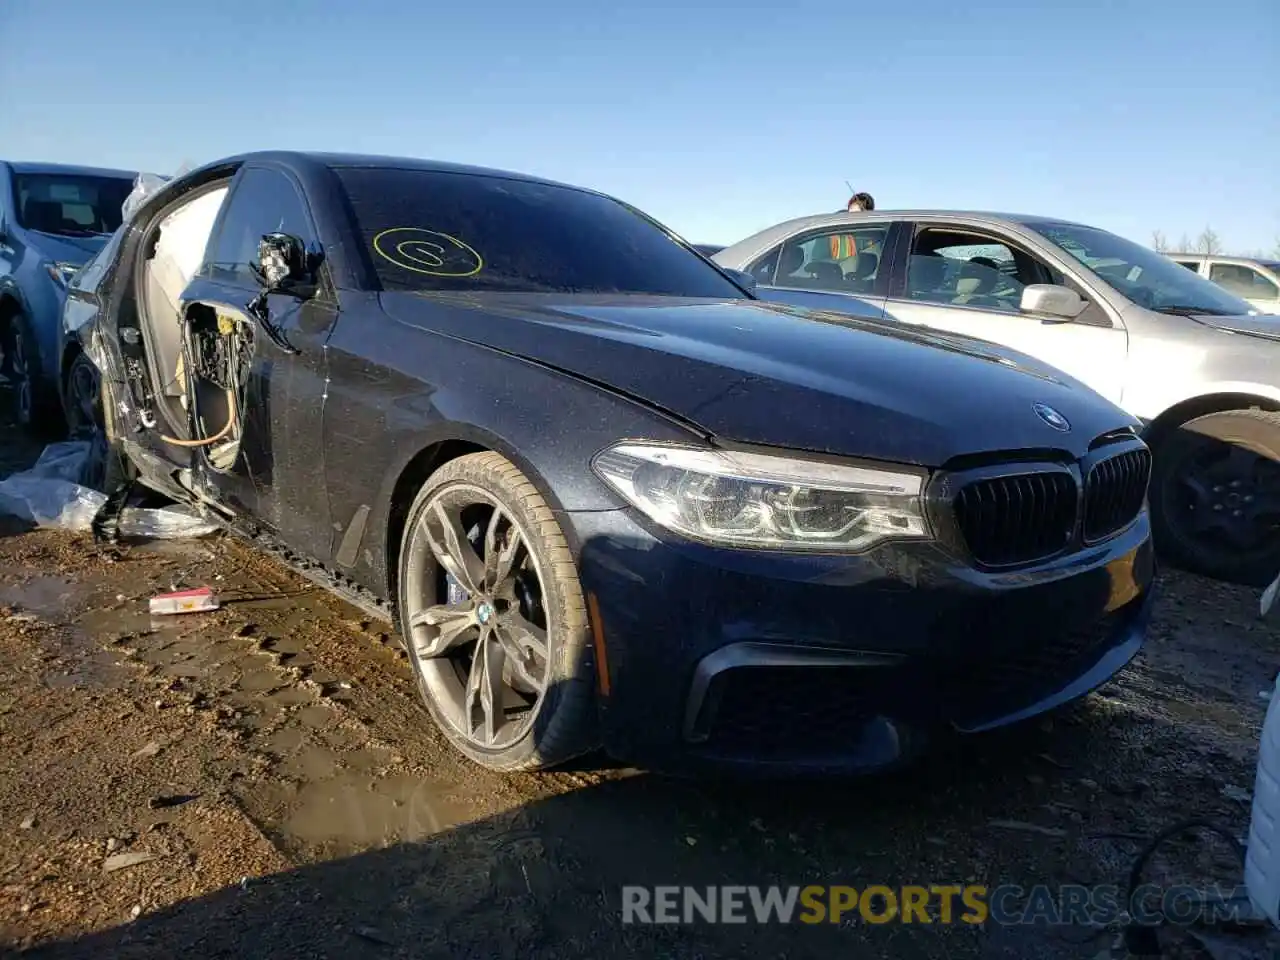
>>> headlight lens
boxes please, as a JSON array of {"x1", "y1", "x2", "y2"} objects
[
  {"x1": 591, "y1": 442, "x2": 930, "y2": 552},
  {"x1": 45, "y1": 262, "x2": 79, "y2": 288}
]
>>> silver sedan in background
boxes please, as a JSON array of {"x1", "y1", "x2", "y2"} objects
[{"x1": 715, "y1": 210, "x2": 1280, "y2": 587}]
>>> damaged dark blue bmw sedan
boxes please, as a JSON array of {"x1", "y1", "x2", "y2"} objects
[{"x1": 62, "y1": 151, "x2": 1155, "y2": 775}]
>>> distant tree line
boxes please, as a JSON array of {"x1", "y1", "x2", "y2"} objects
[{"x1": 1149, "y1": 227, "x2": 1280, "y2": 260}]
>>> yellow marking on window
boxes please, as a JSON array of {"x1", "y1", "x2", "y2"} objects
[{"x1": 372, "y1": 227, "x2": 484, "y2": 278}]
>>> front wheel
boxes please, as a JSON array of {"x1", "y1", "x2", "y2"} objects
[
  {"x1": 396, "y1": 452, "x2": 599, "y2": 772},
  {"x1": 1150, "y1": 408, "x2": 1280, "y2": 586},
  {"x1": 2, "y1": 312, "x2": 61, "y2": 436}
]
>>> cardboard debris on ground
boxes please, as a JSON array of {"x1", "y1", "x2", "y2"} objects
[
  {"x1": 103, "y1": 851, "x2": 156, "y2": 873},
  {"x1": 149, "y1": 587, "x2": 220, "y2": 616}
]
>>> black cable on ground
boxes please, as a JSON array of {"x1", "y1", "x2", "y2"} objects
[
  {"x1": 90, "y1": 473, "x2": 134, "y2": 545},
  {"x1": 1122, "y1": 816, "x2": 1247, "y2": 957}
]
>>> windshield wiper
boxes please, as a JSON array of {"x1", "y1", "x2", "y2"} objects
[
  {"x1": 1153, "y1": 304, "x2": 1232, "y2": 317},
  {"x1": 33, "y1": 227, "x2": 99, "y2": 239}
]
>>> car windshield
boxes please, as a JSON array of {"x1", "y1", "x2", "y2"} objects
[
  {"x1": 13, "y1": 173, "x2": 134, "y2": 237},
  {"x1": 1026, "y1": 220, "x2": 1256, "y2": 316},
  {"x1": 334, "y1": 167, "x2": 745, "y2": 298}
]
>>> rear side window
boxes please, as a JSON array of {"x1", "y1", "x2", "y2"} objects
[
  {"x1": 775, "y1": 226, "x2": 890, "y2": 293},
  {"x1": 333, "y1": 167, "x2": 743, "y2": 298},
  {"x1": 745, "y1": 246, "x2": 781, "y2": 284},
  {"x1": 1209, "y1": 262, "x2": 1280, "y2": 301}
]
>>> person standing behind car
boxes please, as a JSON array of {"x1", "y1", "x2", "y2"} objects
[{"x1": 828, "y1": 193, "x2": 877, "y2": 259}]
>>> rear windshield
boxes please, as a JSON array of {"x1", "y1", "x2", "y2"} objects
[
  {"x1": 13, "y1": 173, "x2": 134, "y2": 237},
  {"x1": 333, "y1": 166, "x2": 744, "y2": 298}
]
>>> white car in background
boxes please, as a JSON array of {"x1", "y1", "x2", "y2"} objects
[
  {"x1": 714, "y1": 211, "x2": 1280, "y2": 586},
  {"x1": 1167, "y1": 254, "x2": 1280, "y2": 315}
]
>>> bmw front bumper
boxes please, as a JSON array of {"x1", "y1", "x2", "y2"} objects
[{"x1": 568, "y1": 507, "x2": 1154, "y2": 776}]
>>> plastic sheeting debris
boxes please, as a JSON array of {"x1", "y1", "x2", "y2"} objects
[
  {"x1": 0, "y1": 442, "x2": 218, "y2": 539},
  {"x1": 121, "y1": 173, "x2": 170, "y2": 224},
  {"x1": 119, "y1": 161, "x2": 193, "y2": 224},
  {"x1": 1264, "y1": 571, "x2": 1280, "y2": 619}
]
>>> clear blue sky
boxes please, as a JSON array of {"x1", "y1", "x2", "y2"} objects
[{"x1": 2, "y1": 0, "x2": 1276, "y2": 253}]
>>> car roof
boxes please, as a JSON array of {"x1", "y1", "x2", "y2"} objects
[
  {"x1": 714, "y1": 210, "x2": 1092, "y2": 263},
  {"x1": 5, "y1": 160, "x2": 138, "y2": 179},
  {"x1": 753, "y1": 209, "x2": 1084, "y2": 232},
  {"x1": 211, "y1": 150, "x2": 593, "y2": 195}
]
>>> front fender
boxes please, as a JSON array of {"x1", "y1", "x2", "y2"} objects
[
  {"x1": 336, "y1": 349, "x2": 706, "y2": 602},
  {"x1": 0, "y1": 275, "x2": 32, "y2": 317},
  {"x1": 1, "y1": 268, "x2": 66, "y2": 383}
]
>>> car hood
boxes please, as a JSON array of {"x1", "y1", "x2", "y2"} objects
[
  {"x1": 1191, "y1": 312, "x2": 1280, "y2": 343},
  {"x1": 25, "y1": 230, "x2": 110, "y2": 265},
  {"x1": 380, "y1": 292, "x2": 1139, "y2": 467}
]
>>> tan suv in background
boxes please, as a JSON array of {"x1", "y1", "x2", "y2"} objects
[{"x1": 1169, "y1": 254, "x2": 1280, "y2": 315}]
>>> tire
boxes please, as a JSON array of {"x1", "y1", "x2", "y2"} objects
[
  {"x1": 1, "y1": 311, "x2": 62, "y2": 437},
  {"x1": 62, "y1": 351, "x2": 102, "y2": 439},
  {"x1": 1150, "y1": 407, "x2": 1280, "y2": 587},
  {"x1": 396, "y1": 451, "x2": 598, "y2": 772},
  {"x1": 95, "y1": 368, "x2": 135, "y2": 493}
]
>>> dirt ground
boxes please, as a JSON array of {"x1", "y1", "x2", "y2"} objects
[{"x1": 0, "y1": 413, "x2": 1277, "y2": 960}]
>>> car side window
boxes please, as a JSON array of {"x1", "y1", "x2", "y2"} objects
[
  {"x1": 904, "y1": 228, "x2": 1043, "y2": 312},
  {"x1": 204, "y1": 167, "x2": 316, "y2": 288},
  {"x1": 1209, "y1": 263, "x2": 1280, "y2": 301},
  {"x1": 772, "y1": 226, "x2": 890, "y2": 293},
  {"x1": 1173, "y1": 260, "x2": 1202, "y2": 272},
  {"x1": 746, "y1": 246, "x2": 781, "y2": 284},
  {"x1": 904, "y1": 226, "x2": 1115, "y2": 326}
]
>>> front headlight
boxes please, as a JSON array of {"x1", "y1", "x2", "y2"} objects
[
  {"x1": 45, "y1": 261, "x2": 79, "y2": 288},
  {"x1": 591, "y1": 442, "x2": 930, "y2": 552}
]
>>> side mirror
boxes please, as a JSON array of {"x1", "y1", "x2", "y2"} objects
[
  {"x1": 1020, "y1": 283, "x2": 1085, "y2": 320},
  {"x1": 255, "y1": 232, "x2": 308, "y2": 292},
  {"x1": 723, "y1": 267, "x2": 757, "y2": 295}
]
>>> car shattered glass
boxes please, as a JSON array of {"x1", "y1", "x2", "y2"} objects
[{"x1": 592, "y1": 443, "x2": 929, "y2": 551}]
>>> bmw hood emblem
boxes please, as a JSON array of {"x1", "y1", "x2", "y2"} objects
[{"x1": 1033, "y1": 402, "x2": 1071, "y2": 432}]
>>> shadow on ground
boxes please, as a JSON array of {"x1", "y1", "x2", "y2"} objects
[{"x1": 16, "y1": 705, "x2": 1240, "y2": 960}]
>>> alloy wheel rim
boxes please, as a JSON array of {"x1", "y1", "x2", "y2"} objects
[
  {"x1": 68, "y1": 359, "x2": 100, "y2": 436},
  {"x1": 8, "y1": 330, "x2": 31, "y2": 425},
  {"x1": 1167, "y1": 441, "x2": 1280, "y2": 560},
  {"x1": 404, "y1": 484, "x2": 551, "y2": 750}
]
